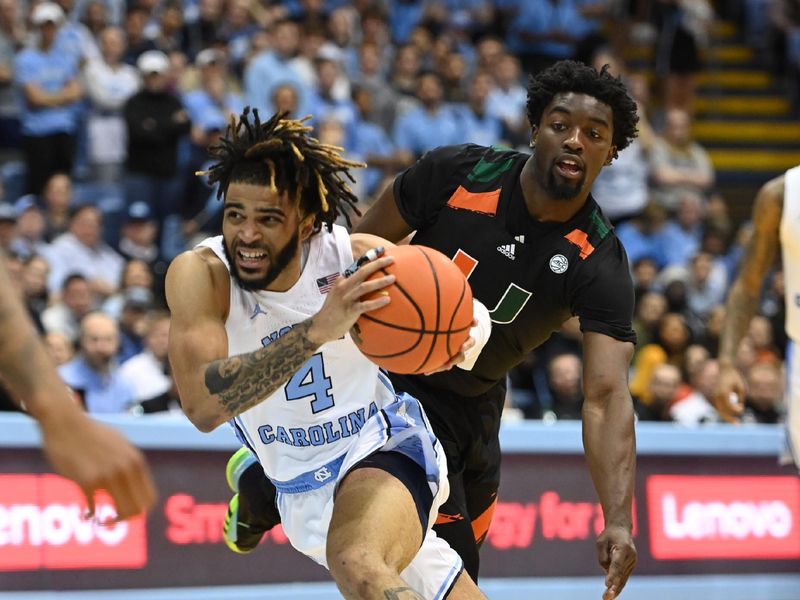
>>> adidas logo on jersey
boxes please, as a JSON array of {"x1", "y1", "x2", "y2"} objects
[
  {"x1": 497, "y1": 243, "x2": 516, "y2": 260},
  {"x1": 514, "y1": 235, "x2": 525, "y2": 244}
]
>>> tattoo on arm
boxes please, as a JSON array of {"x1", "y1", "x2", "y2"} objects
[
  {"x1": 383, "y1": 588, "x2": 425, "y2": 600},
  {"x1": 203, "y1": 320, "x2": 318, "y2": 418}
]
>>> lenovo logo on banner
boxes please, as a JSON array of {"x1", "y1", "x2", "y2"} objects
[
  {"x1": 0, "y1": 474, "x2": 147, "y2": 571},
  {"x1": 648, "y1": 475, "x2": 800, "y2": 560}
]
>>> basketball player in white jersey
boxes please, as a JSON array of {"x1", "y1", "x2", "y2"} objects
[
  {"x1": 714, "y1": 167, "x2": 799, "y2": 470},
  {"x1": 166, "y1": 109, "x2": 486, "y2": 599}
]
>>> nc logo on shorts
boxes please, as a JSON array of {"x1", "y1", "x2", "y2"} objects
[
  {"x1": 314, "y1": 466, "x2": 333, "y2": 482},
  {"x1": 549, "y1": 254, "x2": 568, "y2": 274}
]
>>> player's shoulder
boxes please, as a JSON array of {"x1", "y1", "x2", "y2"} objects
[
  {"x1": 760, "y1": 172, "x2": 786, "y2": 204},
  {"x1": 420, "y1": 143, "x2": 524, "y2": 169},
  {"x1": 166, "y1": 247, "x2": 230, "y2": 307},
  {"x1": 748, "y1": 172, "x2": 787, "y2": 227},
  {"x1": 570, "y1": 197, "x2": 624, "y2": 257}
]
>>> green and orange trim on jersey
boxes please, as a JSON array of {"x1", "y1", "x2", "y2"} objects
[
  {"x1": 564, "y1": 208, "x2": 611, "y2": 260},
  {"x1": 446, "y1": 146, "x2": 517, "y2": 216}
]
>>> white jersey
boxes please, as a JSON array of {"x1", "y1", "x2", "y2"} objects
[
  {"x1": 196, "y1": 226, "x2": 397, "y2": 482},
  {"x1": 782, "y1": 166, "x2": 800, "y2": 342}
]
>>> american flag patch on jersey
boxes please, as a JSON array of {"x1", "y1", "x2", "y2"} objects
[{"x1": 316, "y1": 272, "x2": 339, "y2": 294}]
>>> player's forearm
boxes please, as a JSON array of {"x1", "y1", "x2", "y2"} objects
[
  {"x1": 718, "y1": 280, "x2": 759, "y2": 367},
  {"x1": 582, "y1": 391, "x2": 636, "y2": 529},
  {"x1": 0, "y1": 261, "x2": 73, "y2": 420},
  {"x1": 190, "y1": 320, "x2": 320, "y2": 431}
]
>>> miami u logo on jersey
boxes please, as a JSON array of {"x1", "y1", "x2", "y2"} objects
[{"x1": 452, "y1": 249, "x2": 531, "y2": 324}]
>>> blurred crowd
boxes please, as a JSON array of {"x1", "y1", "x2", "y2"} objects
[{"x1": 0, "y1": 0, "x2": 793, "y2": 427}]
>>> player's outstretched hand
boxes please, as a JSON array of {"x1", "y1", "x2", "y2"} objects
[
  {"x1": 712, "y1": 364, "x2": 746, "y2": 424},
  {"x1": 309, "y1": 248, "x2": 395, "y2": 345},
  {"x1": 39, "y1": 404, "x2": 157, "y2": 523},
  {"x1": 596, "y1": 525, "x2": 636, "y2": 600}
]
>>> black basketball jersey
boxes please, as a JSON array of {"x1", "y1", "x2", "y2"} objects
[{"x1": 392, "y1": 143, "x2": 636, "y2": 396}]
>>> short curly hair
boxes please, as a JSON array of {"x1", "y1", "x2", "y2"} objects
[
  {"x1": 199, "y1": 108, "x2": 363, "y2": 232},
  {"x1": 526, "y1": 60, "x2": 639, "y2": 158}
]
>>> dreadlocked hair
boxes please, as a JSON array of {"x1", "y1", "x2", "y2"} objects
[
  {"x1": 198, "y1": 107, "x2": 365, "y2": 231},
  {"x1": 526, "y1": 60, "x2": 639, "y2": 159}
]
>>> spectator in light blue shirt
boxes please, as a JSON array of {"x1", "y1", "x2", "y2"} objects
[
  {"x1": 660, "y1": 191, "x2": 705, "y2": 268},
  {"x1": 58, "y1": 311, "x2": 135, "y2": 413},
  {"x1": 452, "y1": 71, "x2": 502, "y2": 148},
  {"x1": 486, "y1": 52, "x2": 528, "y2": 141},
  {"x1": 393, "y1": 72, "x2": 460, "y2": 160},
  {"x1": 387, "y1": 0, "x2": 425, "y2": 45},
  {"x1": 243, "y1": 19, "x2": 310, "y2": 117},
  {"x1": 44, "y1": 204, "x2": 124, "y2": 297},
  {"x1": 14, "y1": 2, "x2": 83, "y2": 195},
  {"x1": 506, "y1": 0, "x2": 594, "y2": 74},
  {"x1": 349, "y1": 86, "x2": 401, "y2": 197}
]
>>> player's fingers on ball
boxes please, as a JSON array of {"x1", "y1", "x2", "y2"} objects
[
  {"x1": 357, "y1": 273, "x2": 395, "y2": 295},
  {"x1": 342, "y1": 275, "x2": 394, "y2": 304},
  {"x1": 461, "y1": 337, "x2": 476, "y2": 352},
  {"x1": 359, "y1": 295, "x2": 391, "y2": 313},
  {"x1": 349, "y1": 256, "x2": 393, "y2": 281}
]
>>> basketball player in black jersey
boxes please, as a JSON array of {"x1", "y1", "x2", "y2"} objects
[{"x1": 226, "y1": 60, "x2": 640, "y2": 600}]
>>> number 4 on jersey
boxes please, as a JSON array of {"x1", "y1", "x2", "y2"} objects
[
  {"x1": 453, "y1": 249, "x2": 531, "y2": 324},
  {"x1": 285, "y1": 353, "x2": 334, "y2": 413}
]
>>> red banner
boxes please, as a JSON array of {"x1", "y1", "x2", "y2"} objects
[
  {"x1": 0, "y1": 474, "x2": 147, "y2": 571},
  {"x1": 647, "y1": 475, "x2": 800, "y2": 560}
]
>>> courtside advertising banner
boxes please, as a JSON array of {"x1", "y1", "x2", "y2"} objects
[{"x1": 1, "y1": 448, "x2": 798, "y2": 590}]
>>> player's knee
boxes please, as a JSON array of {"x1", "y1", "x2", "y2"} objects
[{"x1": 327, "y1": 543, "x2": 389, "y2": 596}]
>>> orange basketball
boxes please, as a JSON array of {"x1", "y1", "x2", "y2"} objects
[{"x1": 351, "y1": 245, "x2": 473, "y2": 374}]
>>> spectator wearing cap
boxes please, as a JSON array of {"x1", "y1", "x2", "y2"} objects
[
  {"x1": 58, "y1": 311, "x2": 135, "y2": 413},
  {"x1": 123, "y1": 49, "x2": 191, "y2": 262},
  {"x1": 13, "y1": 1, "x2": 83, "y2": 195},
  {"x1": 117, "y1": 200, "x2": 158, "y2": 265},
  {"x1": 82, "y1": 26, "x2": 141, "y2": 183},
  {"x1": 9, "y1": 194, "x2": 49, "y2": 259},
  {"x1": 115, "y1": 284, "x2": 153, "y2": 362},
  {"x1": 182, "y1": 49, "x2": 243, "y2": 143},
  {"x1": 41, "y1": 272, "x2": 94, "y2": 344},
  {"x1": 0, "y1": 201, "x2": 16, "y2": 252},
  {"x1": 243, "y1": 19, "x2": 310, "y2": 117},
  {"x1": 181, "y1": 46, "x2": 236, "y2": 94},
  {"x1": 44, "y1": 203, "x2": 124, "y2": 298}
]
